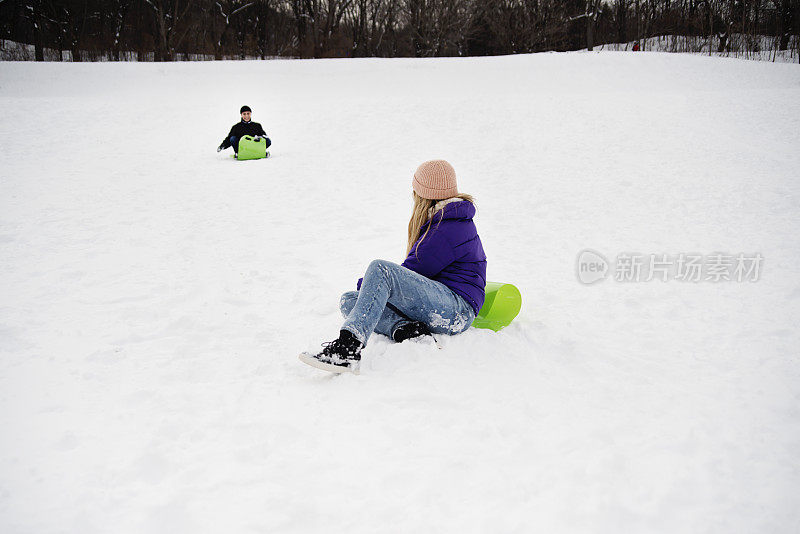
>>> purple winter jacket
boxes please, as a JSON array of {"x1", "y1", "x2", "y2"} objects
[{"x1": 402, "y1": 200, "x2": 487, "y2": 315}]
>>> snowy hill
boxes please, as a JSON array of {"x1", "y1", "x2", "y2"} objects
[{"x1": 1, "y1": 53, "x2": 799, "y2": 533}]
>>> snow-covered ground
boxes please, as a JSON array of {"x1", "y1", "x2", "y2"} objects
[
  {"x1": 1, "y1": 53, "x2": 799, "y2": 533},
  {"x1": 592, "y1": 33, "x2": 800, "y2": 63}
]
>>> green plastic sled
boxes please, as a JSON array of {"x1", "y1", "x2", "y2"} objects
[
  {"x1": 472, "y1": 282, "x2": 522, "y2": 332},
  {"x1": 236, "y1": 135, "x2": 268, "y2": 160}
]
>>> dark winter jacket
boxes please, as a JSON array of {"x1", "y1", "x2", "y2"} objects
[
  {"x1": 400, "y1": 200, "x2": 487, "y2": 314},
  {"x1": 219, "y1": 120, "x2": 268, "y2": 149}
]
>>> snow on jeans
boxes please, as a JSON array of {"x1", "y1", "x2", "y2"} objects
[{"x1": 340, "y1": 259, "x2": 475, "y2": 346}]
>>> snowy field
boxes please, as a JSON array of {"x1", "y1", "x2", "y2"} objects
[{"x1": 1, "y1": 52, "x2": 799, "y2": 533}]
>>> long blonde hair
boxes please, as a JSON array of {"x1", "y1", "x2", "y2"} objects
[{"x1": 406, "y1": 191, "x2": 475, "y2": 256}]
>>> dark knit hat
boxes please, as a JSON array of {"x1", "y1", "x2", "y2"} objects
[{"x1": 240, "y1": 105, "x2": 252, "y2": 113}]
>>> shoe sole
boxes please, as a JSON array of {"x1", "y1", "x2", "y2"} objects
[{"x1": 298, "y1": 352, "x2": 360, "y2": 375}]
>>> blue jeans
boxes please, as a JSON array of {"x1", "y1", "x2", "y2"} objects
[{"x1": 340, "y1": 259, "x2": 475, "y2": 346}]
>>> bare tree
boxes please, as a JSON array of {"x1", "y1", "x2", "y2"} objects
[
  {"x1": 584, "y1": 0, "x2": 602, "y2": 50},
  {"x1": 403, "y1": 0, "x2": 474, "y2": 57},
  {"x1": 616, "y1": 0, "x2": 628, "y2": 43},
  {"x1": 144, "y1": 0, "x2": 195, "y2": 60},
  {"x1": 775, "y1": 0, "x2": 792, "y2": 50},
  {"x1": 210, "y1": 0, "x2": 255, "y2": 59}
]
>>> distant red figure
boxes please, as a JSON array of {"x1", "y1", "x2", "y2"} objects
[{"x1": 632, "y1": 42, "x2": 640, "y2": 51}]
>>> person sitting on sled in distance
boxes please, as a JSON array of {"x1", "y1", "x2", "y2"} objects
[
  {"x1": 217, "y1": 105, "x2": 271, "y2": 155},
  {"x1": 299, "y1": 159, "x2": 487, "y2": 374}
]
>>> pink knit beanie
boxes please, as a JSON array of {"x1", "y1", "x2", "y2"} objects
[{"x1": 412, "y1": 160, "x2": 458, "y2": 200}]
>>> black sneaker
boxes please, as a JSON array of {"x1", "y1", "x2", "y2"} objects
[
  {"x1": 391, "y1": 321, "x2": 432, "y2": 343},
  {"x1": 299, "y1": 330, "x2": 363, "y2": 374}
]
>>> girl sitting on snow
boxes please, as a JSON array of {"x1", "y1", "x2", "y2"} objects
[{"x1": 300, "y1": 160, "x2": 487, "y2": 374}]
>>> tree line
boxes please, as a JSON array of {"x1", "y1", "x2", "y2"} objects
[{"x1": 2, "y1": 0, "x2": 798, "y2": 61}]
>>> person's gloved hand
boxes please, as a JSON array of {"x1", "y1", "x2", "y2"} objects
[{"x1": 217, "y1": 144, "x2": 223, "y2": 152}]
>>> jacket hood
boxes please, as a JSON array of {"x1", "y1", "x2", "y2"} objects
[{"x1": 430, "y1": 199, "x2": 475, "y2": 223}]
